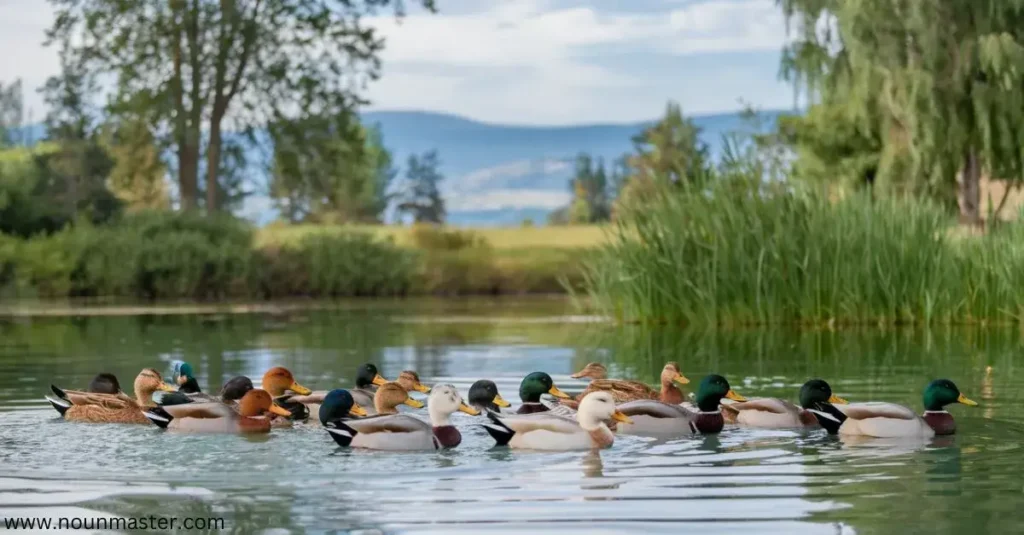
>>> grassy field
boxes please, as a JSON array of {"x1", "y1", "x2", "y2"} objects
[{"x1": 257, "y1": 224, "x2": 610, "y2": 249}]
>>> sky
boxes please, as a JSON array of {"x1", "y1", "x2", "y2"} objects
[{"x1": 0, "y1": 0, "x2": 797, "y2": 126}]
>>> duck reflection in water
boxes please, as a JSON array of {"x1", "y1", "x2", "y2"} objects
[{"x1": 580, "y1": 450, "x2": 621, "y2": 493}]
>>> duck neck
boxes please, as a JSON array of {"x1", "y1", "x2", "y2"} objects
[
  {"x1": 429, "y1": 404, "x2": 453, "y2": 427},
  {"x1": 660, "y1": 381, "x2": 683, "y2": 404},
  {"x1": 577, "y1": 412, "x2": 604, "y2": 431},
  {"x1": 136, "y1": 388, "x2": 155, "y2": 407}
]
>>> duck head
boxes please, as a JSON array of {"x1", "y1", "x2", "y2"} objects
[
  {"x1": 238, "y1": 389, "x2": 294, "y2": 418},
  {"x1": 397, "y1": 370, "x2": 431, "y2": 393},
  {"x1": 923, "y1": 379, "x2": 978, "y2": 411},
  {"x1": 88, "y1": 373, "x2": 121, "y2": 394},
  {"x1": 468, "y1": 379, "x2": 510, "y2": 411},
  {"x1": 576, "y1": 391, "x2": 632, "y2": 430},
  {"x1": 134, "y1": 368, "x2": 176, "y2": 404},
  {"x1": 427, "y1": 384, "x2": 479, "y2": 426},
  {"x1": 660, "y1": 362, "x2": 690, "y2": 387},
  {"x1": 261, "y1": 367, "x2": 311, "y2": 397},
  {"x1": 570, "y1": 362, "x2": 607, "y2": 380},
  {"x1": 318, "y1": 389, "x2": 369, "y2": 424},
  {"x1": 694, "y1": 374, "x2": 745, "y2": 412},
  {"x1": 356, "y1": 363, "x2": 389, "y2": 389},
  {"x1": 519, "y1": 372, "x2": 569, "y2": 403},
  {"x1": 220, "y1": 376, "x2": 254, "y2": 402},
  {"x1": 799, "y1": 379, "x2": 847, "y2": 409},
  {"x1": 374, "y1": 382, "x2": 424, "y2": 415}
]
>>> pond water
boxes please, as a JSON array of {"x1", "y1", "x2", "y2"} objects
[{"x1": 0, "y1": 297, "x2": 1021, "y2": 534}]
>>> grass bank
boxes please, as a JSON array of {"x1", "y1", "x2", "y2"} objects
[
  {"x1": 0, "y1": 213, "x2": 605, "y2": 301},
  {"x1": 581, "y1": 178, "x2": 1024, "y2": 327}
]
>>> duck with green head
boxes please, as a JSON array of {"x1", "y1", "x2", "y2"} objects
[
  {"x1": 516, "y1": 372, "x2": 570, "y2": 414},
  {"x1": 721, "y1": 379, "x2": 848, "y2": 428},
  {"x1": 349, "y1": 363, "x2": 389, "y2": 413},
  {"x1": 612, "y1": 374, "x2": 746, "y2": 436},
  {"x1": 808, "y1": 378, "x2": 978, "y2": 437},
  {"x1": 468, "y1": 380, "x2": 512, "y2": 413},
  {"x1": 171, "y1": 361, "x2": 202, "y2": 394}
]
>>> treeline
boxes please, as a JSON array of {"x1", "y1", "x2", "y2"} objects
[{"x1": 549, "y1": 103, "x2": 709, "y2": 225}]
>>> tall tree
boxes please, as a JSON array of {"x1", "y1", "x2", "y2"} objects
[
  {"x1": 627, "y1": 101, "x2": 712, "y2": 188},
  {"x1": 47, "y1": 0, "x2": 436, "y2": 214},
  {"x1": 779, "y1": 0, "x2": 1024, "y2": 224},
  {"x1": 397, "y1": 150, "x2": 445, "y2": 224},
  {"x1": 566, "y1": 153, "x2": 610, "y2": 224}
]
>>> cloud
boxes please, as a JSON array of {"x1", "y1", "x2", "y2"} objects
[
  {"x1": 446, "y1": 189, "x2": 571, "y2": 211},
  {"x1": 459, "y1": 158, "x2": 572, "y2": 190}
]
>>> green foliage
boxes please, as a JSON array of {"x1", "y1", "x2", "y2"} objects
[
  {"x1": 269, "y1": 113, "x2": 395, "y2": 223},
  {"x1": 396, "y1": 151, "x2": 446, "y2": 224},
  {"x1": 564, "y1": 153, "x2": 611, "y2": 224},
  {"x1": 48, "y1": 0, "x2": 436, "y2": 211},
  {"x1": 584, "y1": 173, "x2": 1024, "y2": 327},
  {"x1": 104, "y1": 119, "x2": 170, "y2": 211}
]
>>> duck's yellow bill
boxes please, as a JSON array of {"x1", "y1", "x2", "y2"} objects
[
  {"x1": 458, "y1": 403, "x2": 481, "y2": 416},
  {"x1": 828, "y1": 394, "x2": 848, "y2": 404},
  {"x1": 289, "y1": 382, "x2": 312, "y2": 395},
  {"x1": 372, "y1": 374, "x2": 388, "y2": 387},
  {"x1": 269, "y1": 404, "x2": 293, "y2": 417},
  {"x1": 349, "y1": 403, "x2": 368, "y2": 417},
  {"x1": 403, "y1": 398, "x2": 425, "y2": 409},
  {"x1": 611, "y1": 410, "x2": 633, "y2": 424},
  {"x1": 157, "y1": 382, "x2": 176, "y2": 392},
  {"x1": 725, "y1": 389, "x2": 747, "y2": 402},
  {"x1": 413, "y1": 383, "x2": 431, "y2": 393},
  {"x1": 492, "y1": 393, "x2": 511, "y2": 407},
  {"x1": 548, "y1": 385, "x2": 570, "y2": 399},
  {"x1": 672, "y1": 373, "x2": 690, "y2": 385},
  {"x1": 957, "y1": 393, "x2": 978, "y2": 406}
]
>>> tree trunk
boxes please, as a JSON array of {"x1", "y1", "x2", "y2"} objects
[
  {"x1": 959, "y1": 150, "x2": 981, "y2": 227},
  {"x1": 206, "y1": 119, "x2": 221, "y2": 212}
]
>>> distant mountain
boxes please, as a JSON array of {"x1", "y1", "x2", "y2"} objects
[
  {"x1": 359, "y1": 109, "x2": 788, "y2": 226},
  {"x1": 10, "y1": 109, "x2": 791, "y2": 226}
]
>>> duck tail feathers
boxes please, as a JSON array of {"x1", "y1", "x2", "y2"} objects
[
  {"x1": 807, "y1": 403, "x2": 846, "y2": 435},
  {"x1": 45, "y1": 394, "x2": 71, "y2": 416},
  {"x1": 143, "y1": 407, "x2": 174, "y2": 429},
  {"x1": 482, "y1": 411, "x2": 515, "y2": 446},
  {"x1": 325, "y1": 421, "x2": 358, "y2": 447}
]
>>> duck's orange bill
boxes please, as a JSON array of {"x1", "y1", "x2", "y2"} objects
[
  {"x1": 413, "y1": 383, "x2": 431, "y2": 393},
  {"x1": 349, "y1": 403, "x2": 368, "y2": 417},
  {"x1": 403, "y1": 398, "x2": 425, "y2": 409},
  {"x1": 288, "y1": 382, "x2": 312, "y2": 395},
  {"x1": 157, "y1": 382, "x2": 176, "y2": 392},
  {"x1": 548, "y1": 385, "x2": 570, "y2": 399},
  {"x1": 828, "y1": 394, "x2": 848, "y2": 404},
  {"x1": 269, "y1": 404, "x2": 293, "y2": 417},
  {"x1": 725, "y1": 389, "x2": 747, "y2": 402},
  {"x1": 672, "y1": 373, "x2": 690, "y2": 385},
  {"x1": 492, "y1": 393, "x2": 511, "y2": 407},
  {"x1": 957, "y1": 393, "x2": 978, "y2": 406},
  {"x1": 459, "y1": 403, "x2": 480, "y2": 416},
  {"x1": 611, "y1": 410, "x2": 634, "y2": 424},
  {"x1": 372, "y1": 374, "x2": 388, "y2": 387}
]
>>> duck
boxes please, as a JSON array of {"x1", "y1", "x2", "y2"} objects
[
  {"x1": 563, "y1": 362, "x2": 689, "y2": 408},
  {"x1": 808, "y1": 379, "x2": 978, "y2": 437},
  {"x1": 324, "y1": 384, "x2": 478, "y2": 450},
  {"x1": 365, "y1": 382, "x2": 425, "y2": 415},
  {"x1": 45, "y1": 368, "x2": 176, "y2": 424},
  {"x1": 142, "y1": 389, "x2": 294, "y2": 433},
  {"x1": 468, "y1": 379, "x2": 511, "y2": 413},
  {"x1": 87, "y1": 373, "x2": 122, "y2": 394},
  {"x1": 720, "y1": 379, "x2": 847, "y2": 428},
  {"x1": 516, "y1": 372, "x2": 570, "y2": 414},
  {"x1": 396, "y1": 370, "x2": 431, "y2": 393},
  {"x1": 170, "y1": 360, "x2": 202, "y2": 394},
  {"x1": 350, "y1": 363, "x2": 390, "y2": 410},
  {"x1": 482, "y1": 391, "x2": 631, "y2": 450},
  {"x1": 316, "y1": 389, "x2": 372, "y2": 425},
  {"x1": 544, "y1": 374, "x2": 746, "y2": 436},
  {"x1": 264, "y1": 367, "x2": 370, "y2": 423}
]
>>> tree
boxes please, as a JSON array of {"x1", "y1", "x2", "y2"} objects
[
  {"x1": 397, "y1": 151, "x2": 446, "y2": 224},
  {"x1": 780, "y1": 0, "x2": 1024, "y2": 224},
  {"x1": 564, "y1": 153, "x2": 610, "y2": 224},
  {"x1": 269, "y1": 113, "x2": 395, "y2": 223},
  {"x1": 104, "y1": 119, "x2": 171, "y2": 212},
  {"x1": 627, "y1": 101, "x2": 712, "y2": 187},
  {"x1": 47, "y1": 0, "x2": 437, "y2": 214},
  {"x1": 0, "y1": 79, "x2": 23, "y2": 147}
]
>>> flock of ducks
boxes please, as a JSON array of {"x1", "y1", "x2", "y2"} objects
[{"x1": 43, "y1": 360, "x2": 980, "y2": 451}]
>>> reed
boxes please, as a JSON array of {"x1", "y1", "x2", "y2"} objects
[{"x1": 581, "y1": 177, "x2": 1024, "y2": 326}]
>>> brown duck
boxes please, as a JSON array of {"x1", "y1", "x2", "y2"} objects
[
  {"x1": 143, "y1": 389, "x2": 293, "y2": 433},
  {"x1": 46, "y1": 368, "x2": 175, "y2": 424},
  {"x1": 561, "y1": 362, "x2": 690, "y2": 409}
]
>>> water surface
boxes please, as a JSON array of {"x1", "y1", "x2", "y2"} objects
[{"x1": 0, "y1": 298, "x2": 1020, "y2": 533}]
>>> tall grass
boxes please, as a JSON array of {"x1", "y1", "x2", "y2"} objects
[{"x1": 582, "y1": 177, "x2": 1024, "y2": 326}]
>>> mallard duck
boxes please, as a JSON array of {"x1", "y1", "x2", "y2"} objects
[
  {"x1": 482, "y1": 391, "x2": 631, "y2": 450},
  {"x1": 564, "y1": 362, "x2": 689, "y2": 407},
  {"x1": 396, "y1": 370, "x2": 431, "y2": 393},
  {"x1": 468, "y1": 379, "x2": 511, "y2": 413},
  {"x1": 143, "y1": 389, "x2": 293, "y2": 433},
  {"x1": 263, "y1": 366, "x2": 370, "y2": 423},
  {"x1": 324, "y1": 384, "x2": 479, "y2": 450},
  {"x1": 45, "y1": 368, "x2": 175, "y2": 424},
  {"x1": 316, "y1": 390, "x2": 371, "y2": 424},
  {"x1": 366, "y1": 382, "x2": 425, "y2": 415},
  {"x1": 350, "y1": 363, "x2": 390, "y2": 410},
  {"x1": 809, "y1": 379, "x2": 978, "y2": 437},
  {"x1": 545, "y1": 374, "x2": 746, "y2": 436},
  {"x1": 516, "y1": 372, "x2": 570, "y2": 414},
  {"x1": 721, "y1": 379, "x2": 847, "y2": 428},
  {"x1": 155, "y1": 375, "x2": 254, "y2": 407},
  {"x1": 170, "y1": 360, "x2": 202, "y2": 394}
]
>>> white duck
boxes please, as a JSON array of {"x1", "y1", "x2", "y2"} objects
[
  {"x1": 324, "y1": 384, "x2": 478, "y2": 451},
  {"x1": 482, "y1": 391, "x2": 632, "y2": 450}
]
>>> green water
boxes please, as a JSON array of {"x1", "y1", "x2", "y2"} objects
[{"x1": 0, "y1": 298, "x2": 1021, "y2": 534}]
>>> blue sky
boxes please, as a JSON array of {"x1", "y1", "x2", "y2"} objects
[{"x1": 0, "y1": 0, "x2": 796, "y2": 126}]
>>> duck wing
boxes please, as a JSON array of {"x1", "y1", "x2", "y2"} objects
[
  {"x1": 722, "y1": 398, "x2": 798, "y2": 414},
  {"x1": 838, "y1": 402, "x2": 917, "y2": 420},
  {"x1": 576, "y1": 380, "x2": 658, "y2": 402},
  {"x1": 62, "y1": 390, "x2": 139, "y2": 410},
  {"x1": 488, "y1": 411, "x2": 582, "y2": 434},
  {"x1": 342, "y1": 414, "x2": 429, "y2": 434},
  {"x1": 157, "y1": 401, "x2": 237, "y2": 420}
]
